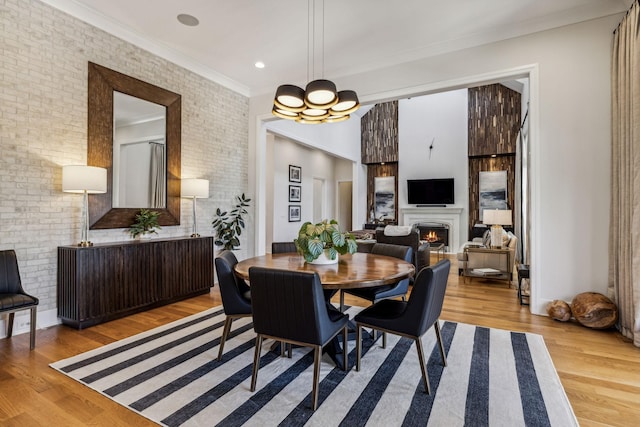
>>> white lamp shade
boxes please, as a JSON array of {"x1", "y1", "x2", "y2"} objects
[
  {"x1": 62, "y1": 165, "x2": 107, "y2": 194},
  {"x1": 181, "y1": 178, "x2": 209, "y2": 198},
  {"x1": 483, "y1": 209, "x2": 512, "y2": 226}
]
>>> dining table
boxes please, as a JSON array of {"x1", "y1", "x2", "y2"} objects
[
  {"x1": 234, "y1": 251, "x2": 416, "y2": 368},
  {"x1": 234, "y1": 252, "x2": 416, "y2": 290}
]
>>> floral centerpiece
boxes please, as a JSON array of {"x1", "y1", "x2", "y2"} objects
[{"x1": 294, "y1": 219, "x2": 358, "y2": 264}]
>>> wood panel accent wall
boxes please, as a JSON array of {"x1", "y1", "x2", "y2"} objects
[
  {"x1": 57, "y1": 236, "x2": 213, "y2": 329},
  {"x1": 467, "y1": 156, "x2": 516, "y2": 238},
  {"x1": 468, "y1": 84, "x2": 521, "y2": 157},
  {"x1": 367, "y1": 163, "x2": 398, "y2": 222},
  {"x1": 361, "y1": 101, "x2": 399, "y2": 164}
]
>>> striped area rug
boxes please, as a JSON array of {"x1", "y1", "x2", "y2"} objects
[{"x1": 50, "y1": 306, "x2": 577, "y2": 427}]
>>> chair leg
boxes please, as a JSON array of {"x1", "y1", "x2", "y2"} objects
[
  {"x1": 382, "y1": 331, "x2": 387, "y2": 349},
  {"x1": 217, "y1": 317, "x2": 233, "y2": 361},
  {"x1": 340, "y1": 290, "x2": 345, "y2": 312},
  {"x1": 342, "y1": 326, "x2": 348, "y2": 371},
  {"x1": 7, "y1": 312, "x2": 14, "y2": 338},
  {"x1": 288, "y1": 343, "x2": 292, "y2": 358},
  {"x1": 434, "y1": 320, "x2": 447, "y2": 367},
  {"x1": 356, "y1": 324, "x2": 362, "y2": 371},
  {"x1": 29, "y1": 307, "x2": 36, "y2": 350},
  {"x1": 312, "y1": 345, "x2": 321, "y2": 410},
  {"x1": 415, "y1": 337, "x2": 431, "y2": 394},
  {"x1": 251, "y1": 335, "x2": 263, "y2": 392}
]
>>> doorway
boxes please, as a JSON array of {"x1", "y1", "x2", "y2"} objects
[
  {"x1": 313, "y1": 178, "x2": 325, "y2": 223},
  {"x1": 337, "y1": 181, "x2": 353, "y2": 231}
]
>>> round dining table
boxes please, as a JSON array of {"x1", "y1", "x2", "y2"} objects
[{"x1": 234, "y1": 252, "x2": 415, "y2": 290}]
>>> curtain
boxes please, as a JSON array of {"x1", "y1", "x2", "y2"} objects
[
  {"x1": 150, "y1": 142, "x2": 166, "y2": 209},
  {"x1": 609, "y1": 1, "x2": 640, "y2": 347}
]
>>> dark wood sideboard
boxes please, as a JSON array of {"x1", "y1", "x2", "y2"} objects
[{"x1": 57, "y1": 236, "x2": 214, "y2": 329}]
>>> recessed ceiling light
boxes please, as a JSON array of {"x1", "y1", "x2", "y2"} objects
[
  {"x1": 177, "y1": 14, "x2": 199, "y2": 27},
  {"x1": 255, "y1": 61, "x2": 265, "y2": 69}
]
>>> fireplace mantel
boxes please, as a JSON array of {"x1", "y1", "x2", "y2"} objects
[{"x1": 401, "y1": 206, "x2": 464, "y2": 252}]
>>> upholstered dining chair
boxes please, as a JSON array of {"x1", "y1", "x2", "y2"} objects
[
  {"x1": 354, "y1": 259, "x2": 451, "y2": 394},
  {"x1": 248, "y1": 266, "x2": 349, "y2": 411},
  {"x1": 214, "y1": 250, "x2": 252, "y2": 361},
  {"x1": 340, "y1": 243, "x2": 413, "y2": 312},
  {"x1": 271, "y1": 241, "x2": 297, "y2": 254},
  {"x1": 0, "y1": 249, "x2": 39, "y2": 350}
]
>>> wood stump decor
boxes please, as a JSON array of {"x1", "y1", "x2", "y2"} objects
[
  {"x1": 547, "y1": 300, "x2": 572, "y2": 322},
  {"x1": 571, "y1": 292, "x2": 618, "y2": 329}
]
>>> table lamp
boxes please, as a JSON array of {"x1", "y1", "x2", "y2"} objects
[
  {"x1": 62, "y1": 165, "x2": 107, "y2": 247},
  {"x1": 483, "y1": 209, "x2": 512, "y2": 248},
  {"x1": 181, "y1": 178, "x2": 209, "y2": 237}
]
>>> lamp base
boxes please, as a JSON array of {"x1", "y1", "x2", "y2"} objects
[
  {"x1": 78, "y1": 241, "x2": 93, "y2": 247},
  {"x1": 490, "y1": 225, "x2": 504, "y2": 248}
]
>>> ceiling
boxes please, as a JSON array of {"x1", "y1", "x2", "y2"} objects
[{"x1": 44, "y1": 0, "x2": 630, "y2": 97}]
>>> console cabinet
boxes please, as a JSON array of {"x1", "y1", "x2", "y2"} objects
[{"x1": 57, "y1": 236, "x2": 214, "y2": 329}]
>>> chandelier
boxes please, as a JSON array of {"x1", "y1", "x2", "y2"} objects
[{"x1": 272, "y1": 0, "x2": 359, "y2": 124}]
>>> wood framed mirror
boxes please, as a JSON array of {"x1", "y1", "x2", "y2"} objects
[{"x1": 87, "y1": 62, "x2": 181, "y2": 229}]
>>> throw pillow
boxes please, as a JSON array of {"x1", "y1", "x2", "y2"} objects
[
  {"x1": 482, "y1": 229, "x2": 491, "y2": 247},
  {"x1": 384, "y1": 225, "x2": 412, "y2": 236}
]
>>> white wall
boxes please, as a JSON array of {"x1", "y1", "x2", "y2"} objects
[
  {"x1": 267, "y1": 133, "x2": 352, "y2": 251},
  {"x1": 250, "y1": 15, "x2": 620, "y2": 315},
  {"x1": 398, "y1": 90, "x2": 469, "y2": 236}
]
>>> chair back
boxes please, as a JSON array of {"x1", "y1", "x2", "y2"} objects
[
  {"x1": 249, "y1": 267, "x2": 334, "y2": 345},
  {"x1": 375, "y1": 228, "x2": 422, "y2": 267},
  {"x1": 215, "y1": 250, "x2": 251, "y2": 316},
  {"x1": 403, "y1": 259, "x2": 451, "y2": 336},
  {"x1": 0, "y1": 250, "x2": 24, "y2": 294},
  {"x1": 271, "y1": 241, "x2": 297, "y2": 254},
  {"x1": 370, "y1": 243, "x2": 413, "y2": 293}
]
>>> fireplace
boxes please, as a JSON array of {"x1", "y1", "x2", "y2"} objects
[
  {"x1": 416, "y1": 223, "x2": 449, "y2": 248},
  {"x1": 401, "y1": 206, "x2": 463, "y2": 253}
]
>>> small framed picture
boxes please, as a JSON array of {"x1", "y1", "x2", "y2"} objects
[
  {"x1": 288, "y1": 205, "x2": 301, "y2": 222},
  {"x1": 289, "y1": 165, "x2": 301, "y2": 183},
  {"x1": 289, "y1": 185, "x2": 301, "y2": 202}
]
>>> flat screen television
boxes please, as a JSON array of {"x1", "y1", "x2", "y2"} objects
[{"x1": 407, "y1": 178, "x2": 455, "y2": 205}]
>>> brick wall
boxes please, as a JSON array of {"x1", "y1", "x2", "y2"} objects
[{"x1": 0, "y1": 0, "x2": 249, "y2": 314}]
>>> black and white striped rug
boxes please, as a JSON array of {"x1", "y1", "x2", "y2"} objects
[{"x1": 50, "y1": 306, "x2": 577, "y2": 426}]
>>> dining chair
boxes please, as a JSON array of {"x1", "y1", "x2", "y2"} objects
[
  {"x1": 340, "y1": 242, "x2": 413, "y2": 312},
  {"x1": 354, "y1": 259, "x2": 451, "y2": 394},
  {"x1": 0, "y1": 250, "x2": 39, "y2": 350},
  {"x1": 214, "y1": 250, "x2": 252, "y2": 361},
  {"x1": 271, "y1": 241, "x2": 297, "y2": 254},
  {"x1": 248, "y1": 266, "x2": 349, "y2": 410}
]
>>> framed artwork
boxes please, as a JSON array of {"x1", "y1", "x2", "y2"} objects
[
  {"x1": 374, "y1": 176, "x2": 396, "y2": 220},
  {"x1": 289, "y1": 165, "x2": 301, "y2": 183},
  {"x1": 479, "y1": 170, "x2": 507, "y2": 220},
  {"x1": 288, "y1": 205, "x2": 301, "y2": 222},
  {"x1": 289, "y1": 185, "x2": 301, "y2": 202}
]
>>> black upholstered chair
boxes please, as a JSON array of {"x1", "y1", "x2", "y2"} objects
[
  {"x1": 271, "y1": 241, "x2": 297, "y2": 254},
  {"x1": 354, "y1": 259, "x2": 451, "y2": 394},
  {"x1": 215, "y1": 250, "x2": 252, "y2": 361},
  {"x1": 340, "y1": 243, "x2": 413, "y2": 311},
  {"x1": 249, "y1": 267, "x2": 349, "y2": 410},
  {"x1": 375, "y1": 227, "x2": 430, "y2": 273},
  {"x1": 0, "y1": 250, "x2": 39, "y2": 350}
]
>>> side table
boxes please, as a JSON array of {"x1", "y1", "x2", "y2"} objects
[
  {"x1": 517, "y1": 264, "x2": 530, "y2": 306},
  {"x1": 427, "y1": 242, "x2": 445, "y2": 261}
]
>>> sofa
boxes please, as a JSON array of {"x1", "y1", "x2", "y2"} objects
[
  {"x1": 456, "y1": 230, "x2": 518, "y2": 279},
  {"x1": 375, "y1": 226, "x2": 431, "y2": 274}
]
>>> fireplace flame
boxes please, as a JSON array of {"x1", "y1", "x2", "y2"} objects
[{"x1": 423, "y1": 231, "x2": 438, "y2": 242}]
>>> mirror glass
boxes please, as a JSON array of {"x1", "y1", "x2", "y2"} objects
[
  {"x1": 87, "y1": 62, "x2": 181, "y2": 229},
  {"x1": 113, "y1": 92, "x2": 167, "y2": 208}
]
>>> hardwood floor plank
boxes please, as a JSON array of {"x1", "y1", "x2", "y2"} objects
[{"x1": 0, "y1": 254, "x2": 637, "y2": 426}]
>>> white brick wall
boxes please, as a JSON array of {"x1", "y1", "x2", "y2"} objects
[{"x1": 0, "y1": 0, "x2": 250, "y2": 315}]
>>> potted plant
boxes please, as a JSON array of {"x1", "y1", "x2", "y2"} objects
[
  {"x1": 129, "y1": 208, "x2": 161, "y2": 239},
  {"x1": 212, "y1": 193, "x2": 251, "y2": 250},
  {"x1": 294, "y1": 219, "x2": 358, "y2": 264}
]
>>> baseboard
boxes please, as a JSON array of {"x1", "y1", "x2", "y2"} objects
[{"x1": 0, "y1": 308, "x2": 60, "y2": 339}]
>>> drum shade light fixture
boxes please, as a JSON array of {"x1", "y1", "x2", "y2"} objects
[
  {"x1": 272, "y1": 0, "x2": 359, "y2": 124},
  {"x1": 62, "y1": 165, "x2": 107, "y2": 247}
]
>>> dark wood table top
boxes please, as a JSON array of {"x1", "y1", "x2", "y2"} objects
[{"x1": 234, "y1": 252, "x2": 415, "y2": 290}]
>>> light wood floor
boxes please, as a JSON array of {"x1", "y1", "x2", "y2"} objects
[{"x1": 1, "y1": 255, "x2": 638, "y2": 426}]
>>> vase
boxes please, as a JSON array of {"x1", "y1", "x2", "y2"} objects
[
  {"x1": 138, "y1": 233, "x2": 152, "y2": 240},
  {"x1": 309, "y1": 250, "x2": 338, "y2": 265}
]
